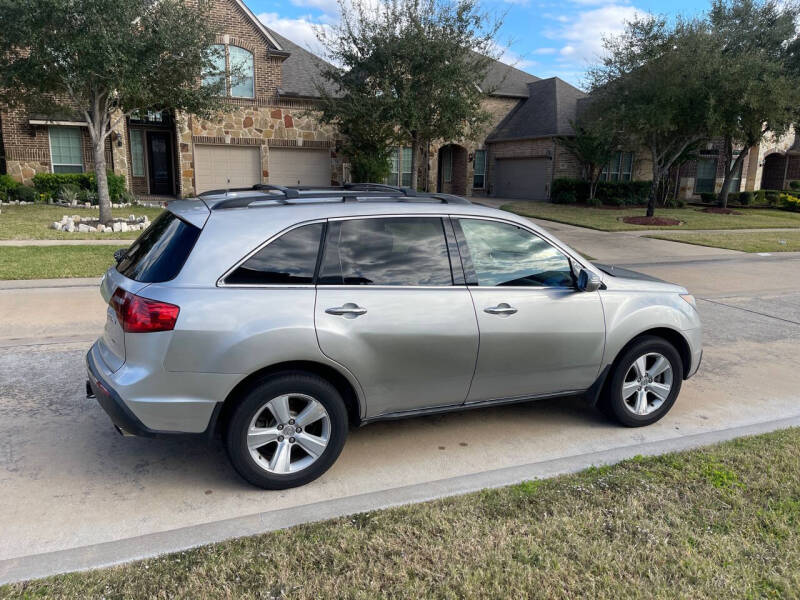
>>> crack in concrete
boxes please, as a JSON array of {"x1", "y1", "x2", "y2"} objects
[{"x1": 698, "y1": 297, "x2": 800, "y2": 327}]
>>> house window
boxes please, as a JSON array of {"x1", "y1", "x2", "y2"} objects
[
  {"x1": 204, "y1": 44, "x2": 255, "y2": 99},
  {"x1": 49, "y1": 126, "x2": 83, "y2": 173},
  {"x1": 695, "y1": 157, "x2": 717, "y2": 194},
  {"x1": 473, "y1": 149, "x2": 486, "y2": 189},
  {"x1": 601, "y1": 151, "x2": 634, "y2": 182},
  {"x1": 203, "y1": 44, "x2": 227, "y2": 91},
  {"x1": 130, "y1": 129, "x2": 145, "y2": 178},
  {"x1": 387, "y1": 147, "x2": 412, "y2": 187},
  {"x1": 229, "y1": 46, "x2": 255, "y2": 98},
  {"x1": 442, "y1": 147, "x2": 453, "y2": 183}
]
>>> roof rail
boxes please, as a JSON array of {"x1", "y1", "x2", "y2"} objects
[
  {"x1": 253, "y1": 183, "x2": 300, "y2": 198},
  {"x1": 198, "y1": 184, "x2": 300, "y2": 199},
  {"x1": 343, "y1": 183, "x2": 417, "y2": 196}
]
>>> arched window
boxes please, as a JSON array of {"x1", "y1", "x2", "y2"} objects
[
  {"x1": 203, "y1": 44, "x2": 227, "y2": 91},
  {"x1": 229, "y1": 46, "x2": 254, "y2": 98}
]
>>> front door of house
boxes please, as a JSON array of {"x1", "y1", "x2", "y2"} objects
[{"x1": 147, "y1": 131, "x2": 174, "y2": 195}]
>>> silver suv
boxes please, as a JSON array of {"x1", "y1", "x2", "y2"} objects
[{"x1": 87, "y1": 184, "x2": 702, "y2": 489}]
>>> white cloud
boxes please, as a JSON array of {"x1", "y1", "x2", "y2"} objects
[
  {"x1": 546, "y1": 3, "x2": 643, "y2": 67},
  {"x1": 256, "y1": 11, "x2": 331, "y2": 54},
  {"x1": 532, "y1": 47, "x2": 557, "y2": 55}
]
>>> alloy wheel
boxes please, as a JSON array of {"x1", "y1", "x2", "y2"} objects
[
  {"x1": 621, "y1": 352, "x2": 673, "y2": 416},
  {"x1": 247, "y1": 393, "x2": 331, "y2": 474}
]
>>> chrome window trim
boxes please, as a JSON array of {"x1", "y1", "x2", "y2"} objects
[{"x1": 217, "y1": 212, "x2": 596, "y2": 290}]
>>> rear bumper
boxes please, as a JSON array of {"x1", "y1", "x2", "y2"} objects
[
  {"x1": 86, "y1": 343, "x2": 224, "y2": 438},
  {"x1": 86, "y1": 349, "x2": 159, "y2": 437}
]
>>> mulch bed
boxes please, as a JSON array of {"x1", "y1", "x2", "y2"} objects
[
  {"x1": 700, "y1": 207, "x2": 742, "y2": 215},
  {"x1": 621, "y1": 216, "x2": 682, "y2": 226}
]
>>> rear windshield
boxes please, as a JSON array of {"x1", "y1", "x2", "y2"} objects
[{"x1": 116, "y1": 211, "x2": 201, "y2": 282}]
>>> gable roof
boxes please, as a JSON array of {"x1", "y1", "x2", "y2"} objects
[
  {"x1": 265, "y1": 28, "x2": 339, "y2": 98},
  {"x1": 480, "y1": 60, "x2": 539, "y2": 98},
  {"x1": 264, "y1": 26, "x2": 539, "y2": 100},
  {"x1": 486, "y1": 77, "x2": 587, "y2": 142},
  {"x1": 231, "y1": 0, "x2": 282, "y2": 50}
]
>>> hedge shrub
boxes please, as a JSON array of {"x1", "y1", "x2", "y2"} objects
[
  {"x1": 738, "y1": 191, "x2": 753, "y2": 206},
  {"x1": 0, "y1": 174, "x2": 20, "y2": 201},
  {"x1": 780, "y1": 193, "x2": 800, "y2": 212},
  {"x1": 14, "y1": 185, "x2": 37, "y2": 203},
  {"x1": 551, "y1": 178, "x2": 649, "y2": 206},
  {"x1": 31, "y1": 171, "x2": 126, "y2": 201},
  {"x1": 789, "y1": 181, "x2": 800, "y2": 192}
]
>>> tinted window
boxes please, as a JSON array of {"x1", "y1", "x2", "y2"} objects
[
  {"x1": 225, "y1": 223, "x2": 323, "y2": 285},
  {"x1": 117, "y1": 211, "x2": 201, "y2": 283},
  {"x1": 319, "y1": 217, "x2": 453, "y2": 286},
  {"x1": 458, "y1": 219, "x2": 574, "y2": 288}
]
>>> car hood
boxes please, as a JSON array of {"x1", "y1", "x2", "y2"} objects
[{"x1": 594, "y1": 263, "x2": 688, "y2": 294}]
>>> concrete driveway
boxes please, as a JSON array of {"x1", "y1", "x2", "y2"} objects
[{"x1": 1, "y1": 218, "x2": 800, "y2": 583}]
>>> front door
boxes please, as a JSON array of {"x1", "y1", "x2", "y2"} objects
[
  {"x1": 147, "y1": 131, "x2": 174, "y2": 195},
  {"x1": 314, "y1": 216, "x2": 479, "y2": 418},
  {"x1": 454, "y1": 217, "x2": 606, "y2": 402}
]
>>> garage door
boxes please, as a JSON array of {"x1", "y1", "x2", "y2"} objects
[
  {"x1": 269, "y1": 148, "x2": 331, "y2": 187},
  {"x1": 194, "y1": 145, "x2": 261, "y2": 194},
  {"x1": 493, "y1": 158, "x2": 549, "y2": 200}
]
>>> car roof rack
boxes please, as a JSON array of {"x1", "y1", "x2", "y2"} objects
[{"x1": 200, "y1": 183, "x2": 472, "y2": 210}]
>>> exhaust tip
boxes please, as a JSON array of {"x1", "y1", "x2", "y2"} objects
[{"x1": 86, "y1": 381, "x2": 96, "y2": 399}]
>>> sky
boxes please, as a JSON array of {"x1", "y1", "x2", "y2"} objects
[{"x1": 250, "y1": 0, "x2": 709, "y2": 90}]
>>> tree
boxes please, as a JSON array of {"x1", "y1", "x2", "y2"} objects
[
  {"x1": 588, "y1": 16, "x2": 719, "y2": 217},
  {"x1": 316, "y1": 0, "x2": 501, "y2": 189},
  {"x1": 708, "y1": 0, "x2": 800, "y2": 207},
  {"x1": 557, "y1": 120, "x2": 621, "y2": 202},
  {"x1": 0, "y1": 0, "x2": 227, "y2": 224}
]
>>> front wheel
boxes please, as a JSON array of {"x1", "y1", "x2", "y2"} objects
[
  {"x1": 225, "y1": 372, "x2": 348, "y2": 489},
  {"x1": 600, "y1": 336, "x2": 683, "y2": 427}
]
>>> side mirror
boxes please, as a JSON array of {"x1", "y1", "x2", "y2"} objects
[
  {"x1": 113, "y1": 248, "x2": 127, "y2": 264},
  {"x1": 577, "y1": 269, "x2": 602, "y2": 292}
]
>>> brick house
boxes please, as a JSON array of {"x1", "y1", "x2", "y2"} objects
[
  {"x1": 9, "y1": 0, "x2": 780, "y2": 202},
  {"x1": 0, "y1": 0, "x2": 343, "y2": 198}
]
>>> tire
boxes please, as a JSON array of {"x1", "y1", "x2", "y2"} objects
[
  {"x1": 225, "y1": 372, "x2": 348, "y2": 489},
  {"x1": 599, "y1": 336, "x2": 684, "y2": 427}
]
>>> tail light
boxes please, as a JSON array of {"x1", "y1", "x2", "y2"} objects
[{"x1": 110, "y1": 288, "x2": 180, "y2": 333}]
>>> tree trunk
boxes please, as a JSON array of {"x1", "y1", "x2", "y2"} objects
[
  {"x1": 718, "y1": 144, "x2": 749, "y2": 209},
  {"x1": 93, "y1": 135, "x2": 112, "y2": 225},
  {"x1": 589, "y1": 166, "x2": 600, "y2": 201},
  {"x1": 409, "y1": 132, "x2": 419, "y2": 191},
  {"x1": 647, "y1": 156, "x2": 660, "y2": 218}
]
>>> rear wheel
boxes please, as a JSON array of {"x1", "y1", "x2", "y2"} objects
[
  {"x1": 225, "y1": 372, "x2": 348, "y2": 489},
  {"x1": 600, "y1": 336, "x2": 683, "y2": 427}
]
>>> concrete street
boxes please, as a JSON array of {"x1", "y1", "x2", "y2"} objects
[{"x1": 1, "y1": 213, "x2": 799, "y2": 583}]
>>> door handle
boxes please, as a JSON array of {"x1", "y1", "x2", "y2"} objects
[
  {"x1": 484, "y1": 303, "x2": 517, "y2": 316},
  {"x1": 325, "y1": 303, "x2": 367, "y2": 317}
]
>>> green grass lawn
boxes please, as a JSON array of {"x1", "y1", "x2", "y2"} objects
[
  {"x1": 503, "y1": 202, "x2": 800, "y2": 231},
  {"x1": 0, "y1": 245, "x2": 127, "y2": 280},
  {"x1": 4, "y1": 428, "x2": 800, "y2": 599},
  {"x1": 0, "y1": 204, "x2": 164, "y2": 240},
  {"x1": 648, "y1": 230, "x2": 800, "y2": 253}
]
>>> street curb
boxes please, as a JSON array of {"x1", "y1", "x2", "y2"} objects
[{"x1": 2, "y1": 414, "x2": 800, "y2": 585}]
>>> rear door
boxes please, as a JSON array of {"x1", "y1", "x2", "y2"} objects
[
  {"x1": 314, "y1": 216, "x2": 479, "y2": 418},
  {"x1": 454, "y1": 217, "x2": 605, "y2": 402}
]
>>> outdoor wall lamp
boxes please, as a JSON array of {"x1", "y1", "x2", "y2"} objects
[
  {"x1": 112, "y1": 131, "x2": 123, "y2": 147},
  {"x1": 468, "y1": 152, "x2": 474, "y2": 162}
]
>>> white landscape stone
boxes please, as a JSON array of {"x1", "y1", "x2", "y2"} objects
[
  {"x1": 112, "y1": 222, "x2": 122, "y2": 232},
  {"x1": 65, "y1": 222, "x2": 75, "y2": 233},
  {"x1": 50, "y1": 222, "x2": 61, "y2": 231}
]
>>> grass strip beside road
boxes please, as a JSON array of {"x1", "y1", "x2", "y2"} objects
[
  {"x1": 0, "y1": 245, "x2": 124, "y2": 280},
  {"x1": 503, "y1": 202, "x2": 800, "y2": 231},
  {"x1": 0, "y1": 204, "x2": 164, "y2": 240},
  {"x1": 648, "y1": 230, "x2": 800, "y2": 252},
  {"x1": 4, "y1": 427, "x2": 800, "y2": 599}
]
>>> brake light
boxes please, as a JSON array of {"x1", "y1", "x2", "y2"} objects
[{"x1": 110, "y1": 288, "x2": 180, "y2": 333}]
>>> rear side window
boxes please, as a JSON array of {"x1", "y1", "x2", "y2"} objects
[
  {"x1": 117, "y1": 211, "x2": 201, "y2": 283},
  {"x1": 225, "y1": 223, "x2": 323, "y2": 285},
  {"x1": 319, "y1": 217, "x2": 453, "y2": 286}
]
